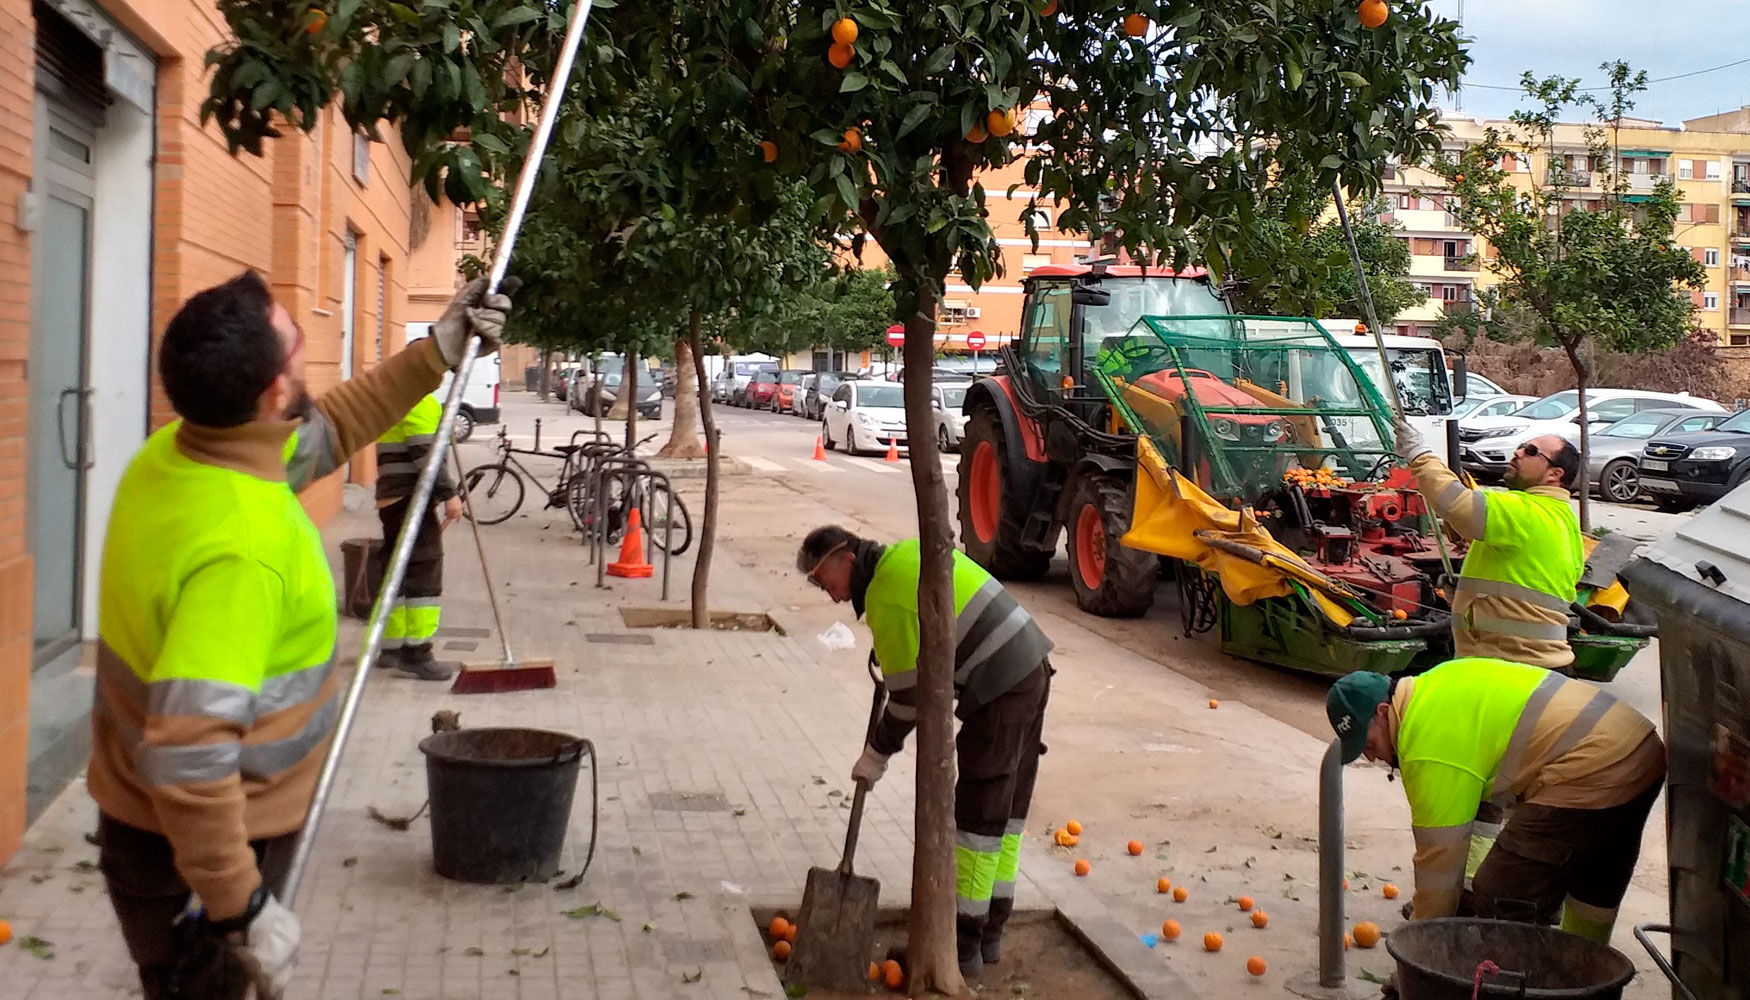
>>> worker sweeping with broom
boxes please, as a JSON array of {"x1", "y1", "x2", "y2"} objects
[
  {"x1": 88, "y1": 271, "x2": 510, "y2": 999},
  {"x1": 798, "y1": 525, "x2": 1054, "y2": 976}
]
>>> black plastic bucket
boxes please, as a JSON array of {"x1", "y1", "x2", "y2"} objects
[
  {"x1": 419, "y1": 728, "x2": 593, "y2": 885},
  {"x1": 1386, "y1": 918, "x2": 1637, "y2": 1000}
]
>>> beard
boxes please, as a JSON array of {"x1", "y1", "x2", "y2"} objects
[
  {"x1": 1502, "y1": 465, "x2": 1534, "y2": 491},
  {"x1": 281, "y1": 381, "x2": 314, "y2": 422}
]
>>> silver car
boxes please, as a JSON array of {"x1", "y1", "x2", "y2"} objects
[{"x1": 1586, "y1": 407, "x2": 1727, "y2": 503}]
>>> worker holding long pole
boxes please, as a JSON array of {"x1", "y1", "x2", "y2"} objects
[{"x1": 87, "y1": 273, "x2": 511, "y2": 999}]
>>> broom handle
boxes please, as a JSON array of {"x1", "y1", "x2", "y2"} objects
[
  {"x1": 451, "y1": 446, "x2": 514, "y2": 663},
  {"x1": 282, "y1": 0, "x2": 596, "y2": 908}
]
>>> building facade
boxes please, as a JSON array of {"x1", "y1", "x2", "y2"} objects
[{"x1": 0, "y1": 0, "x2": 435, "y2": 865}]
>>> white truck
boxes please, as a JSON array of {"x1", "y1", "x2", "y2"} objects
[
  {"x1": 1321, "y1": 323, "x2": 1465, "y2": 447},
  {"x1": 404, "y1": 322, "x2": 501, "y2": 442}
]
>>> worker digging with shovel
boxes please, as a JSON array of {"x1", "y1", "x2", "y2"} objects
[
  {"x1": 88, "y1": 272, "x2": 511, "y2": 999},
  {"x1": 798, "y1": 525, "x2": 1054, "y2": 976}
]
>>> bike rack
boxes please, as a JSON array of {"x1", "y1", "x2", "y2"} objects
[{"x1": 590, "y1": 456, "x2": 677, "y2": 600}]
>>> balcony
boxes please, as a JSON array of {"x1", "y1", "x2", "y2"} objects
[
  {"x1": 1733, "y1": 307, "x2": 1750, "y2": 327},
  {"x1": 1442, "y1": 299, "x2": 1475, "y2": 316},
  {"x1": 1626, "y1": 173, "x2": 1661, "y2": 192},
  {"x1": 1735, "y1": 177, "x2": 1750, "y2": 194},
  {"x1": 1546, "y1": 168, "x2": 1593, "y2": 187},
  {"x1": 1443, "y1": 254, "x2": 1478, "y2": 273}
]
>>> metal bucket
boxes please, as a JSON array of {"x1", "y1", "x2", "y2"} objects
[{"x1": 1385, "y1": 919, "x2": 1636, "y2": 999}]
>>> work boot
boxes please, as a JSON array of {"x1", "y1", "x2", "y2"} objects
[
  {"x1": 394, "y1": 643, "x2": 457, "y2": 682},
  {"x1": 981, "y1": 897, "x2": 1015, "y2": 965},
  {"x1": 956, "y1": 914, "x2": 986, "y2": 977},
  {"x1": 375, "y1": 647, "x2": 405, "y2": 671}
]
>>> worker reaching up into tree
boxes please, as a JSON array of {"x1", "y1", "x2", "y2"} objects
[
  {"x1": 798, "y1": 526, "x2": 1053, "y2": 976},
  {"x1": 1393, "y1": 415, "x2": 1584, "y2": 670},
  {"x1": 1327, "y1": 658, "x2": 1665, "y2": 944}
]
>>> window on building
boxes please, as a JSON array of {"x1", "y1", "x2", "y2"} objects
[
  {"x1": 1020, "y1": 204, "x2": 1053, "y2": 230},
  {"x1": 460, "y1": 212, "x2": 484, "y2": 245},
  {"x1": 1397, "y1": 192, "x2": 1413, "y2": 210},
  {"x1": 1021, "y1": 253, "x2": 1052, "y2": 272},
  {"x1": 1698, "y1": 204, "x2": 1721, "y2": 224},
  {"x1": 1709, "y1": 160, "x2": 1724, "y2": 181},
  {"x1": 352, "y1": 132, "x2": 371, "y2": 186},
  {"x1": 1707, "y1": 248, "x2": 1721, "y2": 267},
  {"x1": 1679, "y1": 160, "x2": 1695, "y2": 180},
  {"x1": 941, "y1": 301, "x2": 972, "y2": 326},
  {"x1": 1705, "y1": 292, "x2": 1720, "y2": 311}
]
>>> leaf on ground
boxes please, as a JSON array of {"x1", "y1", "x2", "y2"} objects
[
  {"x1": 784, "y1": 983, "x2": 806, "y2": 998},
  {"x1": 511, "y1": 947, "x2": 531, "y2": 956},
  {"x1": 503, "y1": 883, "x2": 524, "y2": 893},
  {"x1": 632, "y1": 846, "x2": 643, "y2": 856},
  {"x1": 1358, "y1": 968, "x2": 1390, "y2": 985},
  {"x1": 682, "y1": 967, "x2": 704, "y2": 984},
  {"x1": 464, "y1": 947, "x2": 485, "y2": 957},
  {"x1": 1244, "y1": 857, "x2": 1257, "y2": 868},
  {"x1": 733, "y1": 809, "x2": 747, "y2": 817},
  {"x1": 1261, "y1": 825, "x2": 1283, "y2": 839},
  {"x1": 507, "y1": 968, "x2": 521, "y2": 977},
  {"x1": 740, "y1": 989, "x2": 773, "y2": 998},
  {"x1": 34, "y1": 844, "x2": 63, "y2": 853},
  {"x1": 562, "y1": 903, "x2": 621, "y2": 921},
  {"x1": 532, "y1": 947, "x2": 550, "y2": 958},
  {"x1": 642, "y1": 921, "x2": 658, "y2": 933},
  {"x1": 1283, "y1": 889, "x2": 1301, "y2": 901},
  {"x1": 811, "y1": 776, "x2": 826, "y2": 786},
  {"x1": 71, "y1": 860, "x2": 99, "y2": 873},
  {"x1": 382, "y1": 990, "x2": 401, "y2": 995},
  {"x1": 20, "y1": 936, "x2": 53, "y2": 960},
  {"x1": 342, "y1": 857, "x2": 359, "y2": 868},
  {"x1": 1204, "y1": 846, "x2": 1217, "y2": 853},
  {"x1": 674, "y1": 891, "x2": 695, "y2": 901},
  {"x1": 827, "y1": 789, "x2": 842, "y2": 798}
]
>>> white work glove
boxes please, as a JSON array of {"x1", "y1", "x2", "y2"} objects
[
  {"x1": 432, "y1": 277, "x2": 514, "y2": 370},
  {"x1": 1393, "y1": 414, "x2": 1433, "y2": 464},
  {"x1": 851, "y1": 745, "x2": 890, "y2": 789},
  {"x1": 232, "y1": 895, "x2": 300, "y2": 1000}
]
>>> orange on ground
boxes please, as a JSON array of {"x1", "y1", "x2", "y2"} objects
[
  {"x1": 838, "y1": 128, "x2": 862, "y2": 153},
  {"x1": 1342, "y1": 878, "x2": 1350, "y2": 890},
  {"x1": 1160, "y1": 918, "x2": 1181, "y2": 940},
  {"x1": 1251, "y1": 910, "x2": 1269, "y2": 929},
  {"x1": 1382, "y1": 883, "x2": 1400, "y2": 899},
  {"x1": 966, "y1": 124, "x2": 987, "y2": 143},
  {"x1": 759, "y1": 140, "x2": 777, "y2": 163},
  {"x1": 987, "y1": 109, "x2": 1016, "y2": 138},
  {"x1": 767, "y1": 916, "x2": 789, "y2": 939},
  {"x1": 1343, "y1": 932, "x2": 1353, "y2": 950},
  {"x1": 1353, "y1": 921, "x2": 1382, "y2": 948},
  {"x1": 1074, "y1": 859, "x2": 1091, "y2": 876},
  {"x1": 869, "y1": 962, "x2": 880, "y2": 982},
  {"x1": 1065, "y1": 820, "x2": 1083, "y2": 836},
  {"x1": 1157, "y1": 877, "x2": 1173, "y2": 894},
  {"x1": 773, "y1": 940, "x2": 792, "y2": 961},
  {"x1": 1128, "y1": 840, "x2": 1144, "y2": 856},
  {"x1": 1247, "y1": 956, "x2": 1267, "y2": 976},
  {"x1": 1042, "y1": 0, "x2": 1058, "y2": 13},
  {"x1": 882, "y1": 959, "x2": 904, "y2": 989},
  {"x1": 0, "y1": 919, "x2": 10, "y2": 945},
  {"x1": 1204, "y1": 931, "x2": 1224, "y2": 952},
  {"x1": 1173, "y1": 886, "x2": 1189, "y2": 902},
  {"x1": 1237, "y1": 896, "x2": 1254, "y2": 912},
  {"x1": 784, "y1": 924, "x2": 797, "y2": 943},
  {"x1": 828, "y1": 42, "x2": 854, "y2": 69},
  {"x1": 1123, "y1": 12, "x2": 1149, "y2": 36},
  {"x1": 1208, "y1": 699, "x2": 1220, "y2": 709},
  {"x1": 1358, "y1": 0, "x2": 1388, "y2": 28},
  {"x1": 831, "y1": 17, "x2": 859, "y2": 45}
]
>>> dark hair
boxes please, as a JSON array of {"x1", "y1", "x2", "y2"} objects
[
  {"x1": 1545, "y1": 438, "x2": 1581, "y2": 490},
  {"x1": 158, "y1": 271, "x2": 283, "y2": 428},
  {"x1": 797, "y1": 525, "x2": 863, "y2": 574}
]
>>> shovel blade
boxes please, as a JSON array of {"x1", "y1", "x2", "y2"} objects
[{"x1": 782, "y1": 864, "x2": 881, "y2": 992}]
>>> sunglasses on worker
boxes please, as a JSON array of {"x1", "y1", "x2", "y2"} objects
[
  {"x1": 1515, "y1": 442, "x2": 1549, "y2": 460},
  {"x1": 805, "y1": 542, "x2": 849, "y2": 590}
]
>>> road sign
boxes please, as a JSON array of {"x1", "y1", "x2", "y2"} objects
[
  {"x1": 965, "y1": 330, "x2": 987, "y2": 350},
  {"x1": 885, "y1": 325, "x2": 905, "y2": 347}
]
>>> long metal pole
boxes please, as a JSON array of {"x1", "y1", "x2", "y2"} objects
[{"x1": 283, "y1": 0, "x2": 597, "y2": 907}]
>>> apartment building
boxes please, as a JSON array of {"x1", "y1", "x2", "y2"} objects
[{"x1": 0, "y1": 0, "x2": 447, "y2": 865}]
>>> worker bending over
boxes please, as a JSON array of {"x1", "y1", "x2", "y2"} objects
[
  {"x1": 91, "y1": 272, "x2": 510, "y2": 999},
  {"x1": 375, "y1": 392, "x2": 463, "y2": 680},
  {"x1": 1393, "y1": 415, "x2": 1584, "y2": 671},
  {"x1": 1326, "y1": 658, "x2": 1665, "y2": 943},
  {"x1": 799, "y1": 526, "x2": 1053, "y2": 976}
]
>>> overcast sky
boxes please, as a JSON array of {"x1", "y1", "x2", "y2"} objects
[{"x1": 1426, "y1": 0, "x2": 1750, "y2": 127}]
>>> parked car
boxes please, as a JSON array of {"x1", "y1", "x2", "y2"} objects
[
  {"x1": 771, "y1": 370, "x2": 807, "y2": 413},
  {"x1": 1458, "y1": 371, "x2": 1509, "y2": 398},
  {"x1": 744, "y1": 369, "x2": 781, "y2": 409},
  {"x1": 1450, "y1": 394, "x2": 1537, "y2": 422},
  {"x1": 554, "y1": 366, "x2": 583, "y2": 402},
  {"x1": 791, "y1": 374, "x2": 818, "y2": 417},
  {"x1": 822, "y1": 378, "x2": 907, "y2": 455},
  {"x1": 404, "y1": 322, "x2": 500, "y2": 442},
  {"x1": 803, "y1": 372, "x2": 855, "y2": 420},
  {"x1": 576, "y1": 370, "x2": 663, "y2": 420},
  {"x1": 1457, "y1": 389, "x2": 1724, "y2": 478},
  {"x1": 713, "y1": 356, "x2": 779, "y2": 404},
  {"x1": 1638, "y1": 406, "x2": 1750, "y2": 512},
  {"x1": 1584, "y1": 408, "x2": 1728, "y2": 503},
  {"x1": 932, "y1": 381, "x2": 973, "y2": 450}
]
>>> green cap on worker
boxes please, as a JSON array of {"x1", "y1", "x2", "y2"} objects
[{"x1": 1327, "y1": 671, "x2": 1391, "y2": 764}]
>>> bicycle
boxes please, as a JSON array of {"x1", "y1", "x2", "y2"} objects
[
  {"x1": 596, "y1": 461, "x2": 694, "y2": 557},
  {"x1": 462, "y1": 427, "x2": 611, "y2": 529}
]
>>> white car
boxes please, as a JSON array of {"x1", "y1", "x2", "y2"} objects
[
  {"x1": 1457, "y1": 388, "x2": 1725, "y2": 478},
  {"x1": 933, "y1": 381, "x2": 973, "y2": 451},
  {"x1": 1460, "y1": 372, "x2": 1509, "y2": 397},
  {"x1": 1450, "y1": 394, "x2": 1536, "y2": 422},
  {"x1": 822, "y1": 378, "x2": 908, "y2": 455}
]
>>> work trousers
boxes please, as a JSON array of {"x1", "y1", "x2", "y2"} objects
[
  {"x1": 97, "y1": 812, "x2": 296, "y2": 1000},
  {"x1": 954, "y1": 660, "x2": 1051, "y2": 955},
  {"x1": 1470, "y1": 775, "x2": 1664, "y2": 942},
  {"x1": 378, "y1": 498, "x2": 445, "y2": 650}
]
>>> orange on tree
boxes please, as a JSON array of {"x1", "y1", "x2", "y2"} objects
[
  {"x1": 831, "y1": 17, "x2": 859, "y2": 45},
  {"x1": 773, "y1": 940, "x2": 792, "y2": 961},
  {"x1": 1173, "y1": 886, "x2": 1189, "y2": 902},
  {"x1": 1353, "y1": 921, "x2": 1382, "y2": 948},
  {"x1": 1382, "y1": 883, "x2": 1400, "y2": 899},
  {"x1": 838, "y1": 127, "x2": 862, "y2": 153},
  {"x1": 1123, "y1": 13, "x2": 1149, "y2": 36},
  {"x1": 1042, "y1": 0, "x2": 1058, "y2": 14},
  {"x1": 768, "y1": 916, "x2": 790, "y2": 939},
  {"x1": 1358, "y1": 0, "x2": 1388, "y2": 28},
  {"x1": 759, "y1": 140, "x2": 777, "y2": 163},
  {"x1": 1203, "y1": 931, "x2": 1224, "y2": 952},
  {"x1": 1156, "y1": 877, "x2": 1173, "y2": 893},
  {"x1": 987, "y1": 109, "x2": 1016, "y2": 138},
  {"x1": 1065, "y1": 819, "x2": 1083, "y2": 836},
  {"x1": 1128, "y1": 840, "x2": 1144, "y2": 856},
  {"x1": 1074, "y1": 859, "x2": 1091, "y2": 876},
  {"x1": 828, "y1": 42, "x2": 854, "y2": 69},
  {"x1": 965, "y1": 124, "x2": 988, "y2": 143},
  {"x1": 882, "y1": 959, "x2": 904, "y2": 989},
  {"x1": 1160, "y1": 918, "x2": 1181, "y2": 940},
  {"x1": 1247, "y1": 956, "x2": 1267, "y2": 976},
  {"x1": 1251, "y1": 910, "x2": 1269, "y2": 929},
  {"x1": 1237, "y1": 895, "x2": 1254, "y2": 912},
  {"x1": 304, "y1": 7, "x2": 327, "y2": 33}
]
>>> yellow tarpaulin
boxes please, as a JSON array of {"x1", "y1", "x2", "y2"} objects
[{"x1": 1122, "y1": 437, "x2": 1358, "y2": 627}]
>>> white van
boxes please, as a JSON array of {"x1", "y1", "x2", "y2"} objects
[
  {"x1": 404, "y1": 322, "x2": 501, "y2": 442},
  {"x1": 1321, "y1": 324, "x2": 1461, "y2": 446}
]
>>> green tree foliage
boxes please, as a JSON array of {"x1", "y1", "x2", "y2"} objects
[
  {"x1": 1228, "y1": 195, "x2": 1426, "y2": 322},
  {"x1": 735, "y1": 265, "x2": 897, "y2": 357}
]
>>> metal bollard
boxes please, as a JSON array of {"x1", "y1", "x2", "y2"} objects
[{"x1": 1318, "y1": 738, "x2": 1346, "y2": 987}]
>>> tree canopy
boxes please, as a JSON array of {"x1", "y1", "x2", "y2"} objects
[{"x1": 1227, "y1": 195, "x2": 1426, "y2": 322}]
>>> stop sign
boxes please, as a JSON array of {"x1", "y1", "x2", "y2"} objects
[
  {"x1": 965, "y1": 330, "x2": 987, "y2": 351},
  {"x1": 885, "y1": 324, "x2": 905, "y2": 347}
]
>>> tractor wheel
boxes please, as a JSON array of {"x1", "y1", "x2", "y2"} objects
[
  {"x1": 1064, "y1": 472, "x2": 1156, "y2": 617},
  {"x1": 957, "y1": 407, "x2": 1050, "y2": 580}
]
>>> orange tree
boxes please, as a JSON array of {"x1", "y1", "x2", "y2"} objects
[{"x1": 204, "y1": 1, "x2": 1466, "y2": 992}]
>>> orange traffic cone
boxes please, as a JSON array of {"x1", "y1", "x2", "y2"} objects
[
  {"x1": 885, "y1": 438, "x2": 900, "y2": 463},
  {"x1": 607, "y1": 508, "x2": 655, "y2": 579},
  {"x1": 813, "y1": 435, "x2": 827, "y2": 461}
]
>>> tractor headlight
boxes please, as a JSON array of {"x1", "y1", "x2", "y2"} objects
[
  {"x1": 1212, "y1": 418, "x2": 1240, "y2": 441},
  {"x1": 1263, "y1": 420, "x2": 1286, "y2": 442}
]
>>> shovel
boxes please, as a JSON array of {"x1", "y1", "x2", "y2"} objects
[{"x1": 784, "y1": 671, "x2": 886, "y2": 992}]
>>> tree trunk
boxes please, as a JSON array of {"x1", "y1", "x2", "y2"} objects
[
  {"x1": 1566, "y1": 339, "x2": 1592, "y2": 531},
  {"x1": 658, "y1": 335, "x2": 705, "y2": 459},
  {"x1": 624, "y1": 348, "x2": 640, "y2": 452},
  {"x1": 537, "y1": 350, "x2": 554, "y2": 401},
  {"x1": 901, "y1": 286, "x2": 966, "y2": 999},
  {"x1": 687, "y1": 310, "x2": 719, "y2": 630}
]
